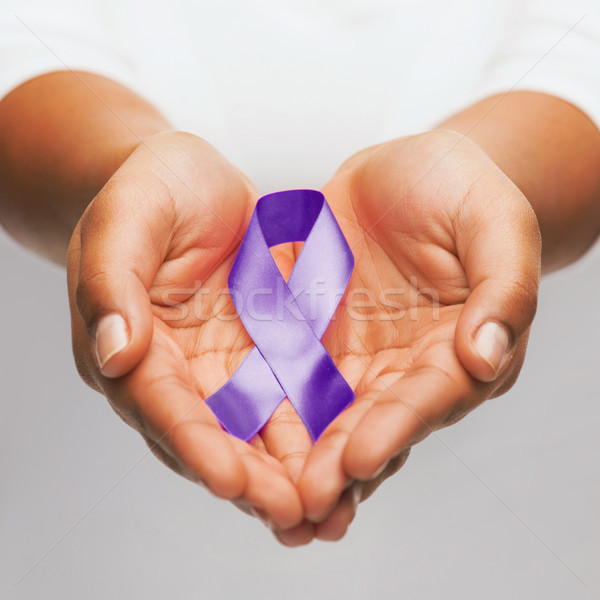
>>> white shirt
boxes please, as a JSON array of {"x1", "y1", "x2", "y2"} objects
[
  {"x1": 1, "y1": 0, "x2": 599, "y2": 192},
  {"x1": 0, "y1": 0, "x2": 600, "y2": 191}
]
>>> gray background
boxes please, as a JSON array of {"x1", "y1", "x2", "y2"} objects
[{"x1": 0, "y1": 228, "x2": 598, "y2": 599}]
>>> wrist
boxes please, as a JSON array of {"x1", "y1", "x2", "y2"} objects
[
  {"x1": 438, "y1": 92, "x2": 600, "y2": 271},
  {"x1": 0, "y1": 71, "x2": 172, "y2": 263}
]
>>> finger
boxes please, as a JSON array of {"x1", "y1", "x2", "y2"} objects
[
  {"x1": 314, "y1": 484, "x2": 361, "y2": 542},
  {"x1": 453, "y1": 173, "x2": 541, "y2": 382},
  {"x1": 259, "y1": 399, "x2": 313, "y2": 482},
  {"x1": 343, "y1": 341, "x2": 480, "y2": 480},
  {"x1": 358, "y1": 449, "x2": 411, "y2": 503},
  {"x1": 116, "y1": 328, "x2": 248, "y2": 499},
  {"x1": 306, "y1": 450, "x2": 410, "y2": 544},
  {"x1": 120, "y1": 326, "x2": 303, "y2": 528},
  {"x1": 234, "y1": 499, "x2": 306, "y2": 535},
  {"x1": 273, "y1": 520, "x2": 316, "y2": 547},
  {"x1": 232, "y1": 440, "x2": 304, "y2": 530},
  {"x1": 72, "y1": 178, "x2": 173, "y2": 379},
  {"x1": 143, "y1": 395, "x2": 305, "y2": 532},
  {"x1": 297, "y1": 389, "x2": 376, "y2": 521}
]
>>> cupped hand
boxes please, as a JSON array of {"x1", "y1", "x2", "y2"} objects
[
  {"x1": 67, "y1": 131, "x2": 308, "y2": 531},
  {"x1": 294, "y1": 129, "x2": 541, "y2": 540},
  {"x1": 67, "y1": 128, "x2": 542, "y2": 545}
]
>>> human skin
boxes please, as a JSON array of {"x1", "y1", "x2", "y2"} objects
[
  {"x1": 286, "y1": 93, "x2": 600, "y2": 544},
  {"x1": 1, "y1": 72, "x2": 599, "y2": 544}
]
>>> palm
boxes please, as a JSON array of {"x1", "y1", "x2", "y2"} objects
[
  {"x1": 298, "y1": 132, "x2": 538, "y2": 522},
  {"x1": 321, "y1": 144, "x2": 471, "y2": 425},
  {"x1": 146, "y1": 224, "x2": 300, "y2": 446},
  {"x1": 130, "y1": 191, "x2": 315, "y2": 525},
  {"x1": 149, "y1": 236, "x2": 255, "y2": 415}
]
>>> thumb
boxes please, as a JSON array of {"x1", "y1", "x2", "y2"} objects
[
  {"x1": 454, "y1": 178, "x2": 542, "y2": 383},
  {"x1": 69, "y1": 181, "x2": 171, "y2": 379}
]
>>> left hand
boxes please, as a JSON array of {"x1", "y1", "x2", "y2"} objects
[{"x1": 288, "y1": 129, "x2": 541, "y2": 543}]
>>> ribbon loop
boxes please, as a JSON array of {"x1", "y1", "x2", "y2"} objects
[{"x1": 206, "y1": 190, "x2": 355, "y2": 441}]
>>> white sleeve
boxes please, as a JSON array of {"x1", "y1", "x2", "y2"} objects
[
  {"x1": 470, "y1": 0, "x2": 600, "y2": 129},
  {"x1": 0, "y1": 0, "x2": 135, "y2": 101}
]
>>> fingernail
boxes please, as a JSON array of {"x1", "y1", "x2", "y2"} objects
[
  {"x1": 95, "y1": 314, "x2": 129, "y2": 372},
  {"x1": 473, "y1": 322, "x2": 509, "y2": 375}
]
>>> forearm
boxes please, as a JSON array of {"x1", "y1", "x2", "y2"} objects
[
  {"x1": 0, "y1": 71, "x2": 171, "y2": 263},
  {"x1": 439, "y1": 91, "x2": 600, "y2": 272}
]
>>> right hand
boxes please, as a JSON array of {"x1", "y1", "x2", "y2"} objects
[{"x1": 67, "y1": 131, "x2": 305, "y2": 530}]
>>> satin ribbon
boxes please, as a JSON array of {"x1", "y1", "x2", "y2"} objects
[{"x1": 205, "y1": 189, "x2": 355, "y2": 441}]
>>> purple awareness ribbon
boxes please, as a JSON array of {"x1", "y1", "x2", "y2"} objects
[{"x1": 205, "y1": 189, "x2": 355, "y2": 441}]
